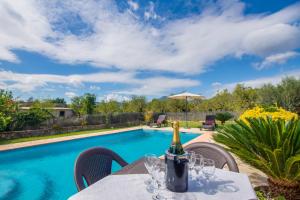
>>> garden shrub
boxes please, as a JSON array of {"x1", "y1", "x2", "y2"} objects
[
  {"x1": 215, "y1": 112, "x2": 234, "y2": 124},
  {"x1": 10, "y1": 108, "x2": 53, "y2": 130},
  {"x1": 239, "y1": 106, "x2": 298, "y2": 123},
  {"x1": 0, "y1": 113, "x2": 11, "y2": 131}
]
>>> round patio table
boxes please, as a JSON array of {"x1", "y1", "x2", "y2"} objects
[{"x1": 68, "y1": 158, "x2": 257, "y2": 200}]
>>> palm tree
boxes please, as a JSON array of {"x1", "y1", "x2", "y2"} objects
[{"x1": 213, "y1": 118, "x2": 300, "y2": 200}]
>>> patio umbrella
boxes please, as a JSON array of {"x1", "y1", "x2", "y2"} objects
[{"x1": 168, "y1": 92, "x2": 204, "y2": 128}]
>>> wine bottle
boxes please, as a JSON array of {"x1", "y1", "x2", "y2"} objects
[
  {"x1": 169, "y1": 121, "x2": 184, "y2": 155},
  {"x1": 165, "y1": 121, "x2": 188, "y2": 192}
]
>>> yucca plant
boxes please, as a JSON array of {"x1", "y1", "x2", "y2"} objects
[{"x1": 213, "y1": 117, "x2": 300, "y2": 200}]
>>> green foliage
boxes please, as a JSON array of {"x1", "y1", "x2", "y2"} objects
[
  {"x1": 210, "y1": 90, "x2": 235, "y2": 111},
  {"x1": 71, "y1": 93, "x2": 96, "y2": 116},
  {"x1": 144, "y1": 111, "x2": 154, "y2": 123},
  {"x1": 277, "y1": 77, "x2": 300, "y2": 112},
  {"x1": 0, "y1": 113, "x2": 11, "y2": 131},
  {"x1": 215, "y1": 112, "x2": 234, "y2": 124},
  {"x1": 0, "y1": 76, "x2": 299, "y2": 132},
  {"x1": 166, "y1": 99, "x2": 186, "y2": 112},
  {"x1": 122, "y1": 96, "x2": 146, "y2": 112},
  {"x1": 96, "y1": 100, "x2": 121, "y2": 114},
  {"x1": 257, "y1": 84, "x2": 281, "y2": 107},
  {"x1": 39, "y1": 98, "x2": 67, "y2": 106},
  {"x1": 214, "y1": 118, "x2": 300, "y2": 185},
  {"x1": 70, "y1": 96, "x2": 82, "y2": 116},
  {"x1": 147, "y1": 99, "x2": 167, "y2": 112},
  {"x1": 256, "y1": 191, "x2": 286, "y2": 200},
  {"x1": 76, "y1": 77, "x2": 300, "y2": 115},
  {"x1": 0, "y1": 90, "x2": 18, "y2": 116},
  {"x1": 232, "y1": 84, "x2": 258, "y2": 111},
  {"x1": 258, "y1": 77, "x2": 300, "y2": 112},
  {"x1": 31, "y1": 99, "x2": 56, "y2": 108},
  {"x1": 0, "y1": 90, "x2": 18, "y2": 131},
  {"x1": 256, "y1": 191, "x2": 266, "y2": 200},
  {"x1": 10, "y1": 108, "x2": 54, "y2": 130},
  {"x1": 49, "y1": 98, "x2": 66, "y2": 105},
  {"x1": 83, "y1": 93, "x2": 97, "y2": 114}
]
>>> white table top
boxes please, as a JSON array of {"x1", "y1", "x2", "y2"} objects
[{"x1": 69, "y1": 169, "x2": 257, "y2": 200}]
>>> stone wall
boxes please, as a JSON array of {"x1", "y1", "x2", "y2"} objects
[{"x1": 0, "y1": 121, "x2": 141, "y2": 140}]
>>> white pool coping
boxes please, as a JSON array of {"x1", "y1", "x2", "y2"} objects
[{"x1": 0, "y1": 126, "x2": 209, "y2": 152}]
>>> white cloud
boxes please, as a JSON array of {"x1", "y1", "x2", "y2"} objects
[
  {"x1": 0, "y1": 0, "x2": 299, "y2": 74},
  {"x1": 254, "y1": 51, "x2": 299, "y2": 69},
  {"x1": 242, "y1": 24, "x2": 300, "y2": 57},
  {"x1": 0, "y1": 70, "x2": 200, "y2": 97},
  {"x1": 102, "y1": 93, "x2": 130, "y2": 102},
  {"x1": 211, "y1": 82, "x2": 222, "y2": 88},
  {"x1": 128, "y1": 0, "x2": 139, "y2": 11},
  {"x1": 144, "y1": 2, "x2": 160, "y2": 21},
  {"x1": 118, "y1": 76, "x2": 200, "y2": 96},
  {"x1": 0, "y1": 0, "x2": 55, "y2": 62},
  {"x1": 0, "y1": 70, "x2": 136, "y2": 92},
  {"x1": 65, "y1": 91, "x2": 77, "y2": 98},
  {"x1": 89, "y1": 85, "x2": 101, "y2": 90}
]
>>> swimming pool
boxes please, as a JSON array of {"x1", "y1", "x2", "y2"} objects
[{"x1": 0, "y1": 129, "x2": 198, "y2": 200}]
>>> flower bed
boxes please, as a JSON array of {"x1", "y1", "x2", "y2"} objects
[{"x1": 239, "y1": 106, "x2": 298, "y2": 122}]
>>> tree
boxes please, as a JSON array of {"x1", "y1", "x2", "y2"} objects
[
  {"x1": 277, "y1": 77, "x2": 300, "y2": 112},
  {"x1": 232, "y1": 84, "x2": 258, "y2": 111},
  {"x1": 122, "y1": 96, "x2": 146, "y2": 112},
  {"x1": 0, "y1": 113, "x2": 11, "y2": 131},
  {"x1": 210, "y1": 89, "x2": 234, "y2": 111},
  {"x1": 31, "y1": 99, "x2": 55, "y2": 108},
  {"x1": 0, "y1": 90, "x2": 18, "y2": 131},
  {"x1": 165, "y1": 99, "x2": 186, "y2": 112},
  {"x1": 70, "y1": 96, "x2": 83, "y2": 116},
  {"x1": 0, "y1": 90, "x2": 18, "y2": 116},
  {"x1": 82, "y1": 93, "x2": 96, "y2": 114},
  {"x1": 147, "y1": 99, "x2": 166, "y2": 113},
  {"x1": 47, "y1": 98, "x2": 67, "y2": 105},
  {"x1": 96, "y1": 100, "x2": 121, "y2": 114},
  {"x1": 257, "y1": 84, "x2": 280, "y2": 107},
  {"x1": 70, "y1": 93, "x2": 96, "y2": 116}
]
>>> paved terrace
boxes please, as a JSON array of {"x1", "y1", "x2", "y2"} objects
[{"x1": 0, "y1": 126, "x2": 267, "y2": 188}]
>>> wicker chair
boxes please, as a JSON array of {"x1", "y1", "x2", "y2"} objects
[
  {"x1": 184, "y1": 142, "x2": 239, "y2": 172},
  {"x1": 74, "y1": 147, "x2": 128, "y2": 191}
]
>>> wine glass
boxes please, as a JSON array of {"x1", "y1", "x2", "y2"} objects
[
  {"x1": 186, "y1": 151, "x2": 196, "y2": 179},
  {"x1": 144, "y1": 154, "x2": 159, "y2": 188},
  {"x1": 202, "y1": 158, "x2": 215, "y2": 183},
  {"x1": 152, "y1": 161, "x2": 171, "y2": 200},
  {"x1": 194, "y1": 154, "x2": 204, "y2": 183}
]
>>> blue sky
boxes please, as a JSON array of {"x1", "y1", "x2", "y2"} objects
[{"x1": 0, "y1": 0, "x2": 300, "y2": 102}]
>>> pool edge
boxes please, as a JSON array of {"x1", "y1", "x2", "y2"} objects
[
  {"x1": 0, "y1": 126, "x2": 142, "y2": 152},
  {"x1": 0, "y1": 126, "x2": 211, "y2": 152}
]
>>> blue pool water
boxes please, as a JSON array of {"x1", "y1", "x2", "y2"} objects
[{"x1": 0, "y1": 129, "x2": 198, "y2": 200}]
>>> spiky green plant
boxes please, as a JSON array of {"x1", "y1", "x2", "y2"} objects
[{"x1": 213, "y1": 117, "x2": 300, "y2": 198}]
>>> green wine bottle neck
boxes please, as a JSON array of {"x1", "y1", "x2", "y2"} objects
[{"x1": 169, "y1": 121, "x2": 184, "y2": 155}]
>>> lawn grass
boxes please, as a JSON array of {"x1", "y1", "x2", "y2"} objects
[
  {"x1": 179, "y1": 121, "x2": 202, "y2": 128},
  {"x1": 166, "y1": 120, "x2": 202, "y2": 128},
  {"x1": 0, "y1": 127, "x2": 135, "y2": 145},
  {"x1": 166, "y1": 120, "x2": 235, "y2": 128}
]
